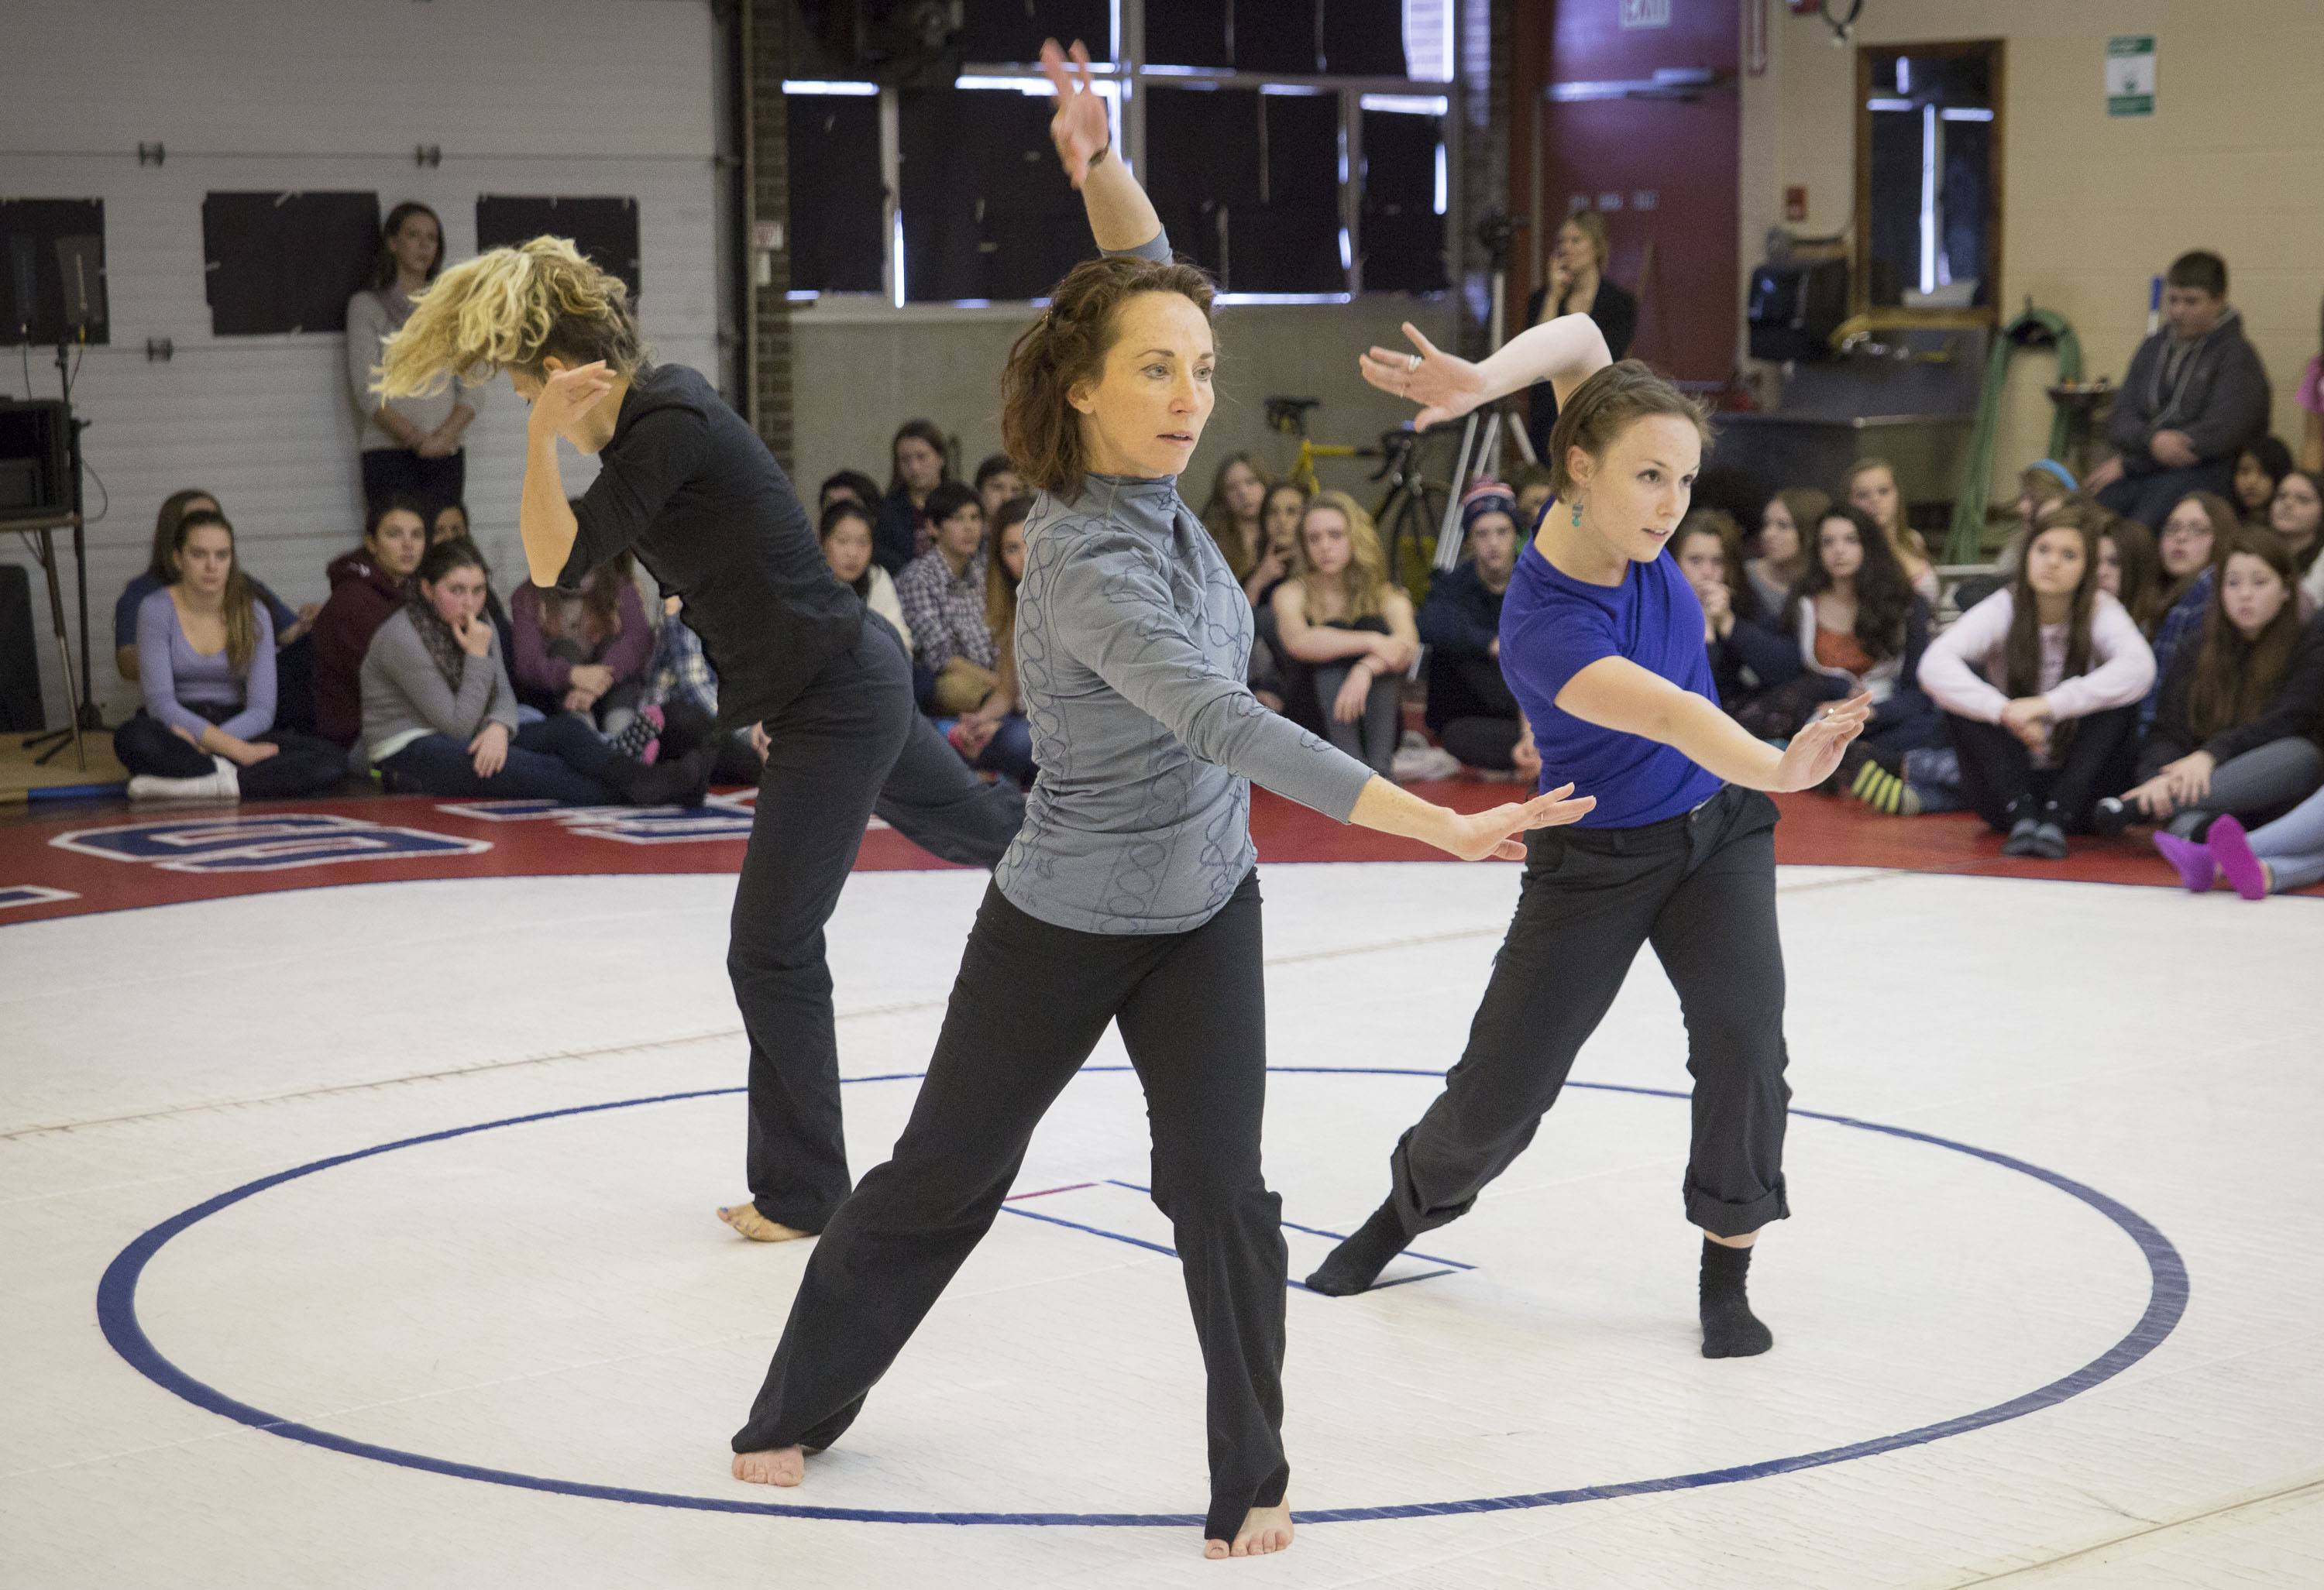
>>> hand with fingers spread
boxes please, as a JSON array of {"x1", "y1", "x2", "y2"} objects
[
  {"x1": 528, "y1": 359, "x2": 614, "y2": 440},
  {"x1": 1359, "y1": 323, "x2": 1490, "y2": 429},
  {"x1": 1039, "y1": 39, "x2": 1111, "y2": 188},
  {"x1": 1772, "y1": 691, "x2": 1872, "y2": 792},
  {"x1": 1438, "y1": 782, "x2": 1598, "y2": 861}
]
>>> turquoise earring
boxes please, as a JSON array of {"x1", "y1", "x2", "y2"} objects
[{"x1": 1570, "y1": 499, "x2": 1584, "y2": 527}]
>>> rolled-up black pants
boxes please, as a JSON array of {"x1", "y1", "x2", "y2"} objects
[
  {"x1": 1390, "y1": 784, "x2": 1791, "y2": 1241},
  {"x1": 733, "y1": 616, "x2": 1023, "y2": 1231},
  {"x1": 734, "y1": 871, "x2": 1288, "y2": 1544}
]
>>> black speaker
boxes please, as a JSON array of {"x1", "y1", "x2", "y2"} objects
[
  {"x1": 0, "y1": 563, "x2": 43, "y2": 730},
  {"x1": 0, "y1": 398, "x2": 71, "y2": 520}
]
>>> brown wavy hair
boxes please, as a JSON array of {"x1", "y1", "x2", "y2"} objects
[
  {"x1": 2149, "y1": 491, "x2": 2240, "y2": 630},
  {"x1": 1673, "y1": 508, "x2": 1760, "y2": 624},
  {"x1": 148, "y1": 486, "x2": 222, "y2": 584},
  {"x1": 1001, "y1": 252, "x2": 1218, "y2": 505},
  {"x1": 2185, "y1": 531, "x2": 2303, "y2": 741},
  {"x1": 366, "y1": 201, "x2": 445, "y2": 293},
  {"x1": 374, "y1": 235, "x2": 645, "y2": 398},
  {"x1": 2002, "y1": 511, "x2": 2102, "y2": 756},
  {"x1": 2085, "y1": 505, "x2": 2161, "y2": 637},
  {"x1": 1198, "y1": 451, "x2": 1269, "y2": 581},
  {"x1": 1545, "y1": 359, "x2": 1714, "y2": 500},
  {"x1": 1841, "y1": 455, "x2": 1932, "y2": 564},
  {"x1": 170, "y1": 510, "x2": 260, "y2": 674},
  {"x1": 1294, "y1": 490, "x2": 1394, "y2": 622},
  {"x1": 1798, "y1": 503, "x2": 1917, "y2": 661}
]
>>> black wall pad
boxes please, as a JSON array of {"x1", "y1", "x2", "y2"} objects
[
  {"x1": 476, "y1": 197, "x2": 642, "y2": 300},
  {"x1": 0, "y1": 199, "x2": 109, "y2": 347},
  {"x1": 1358, "y1": 109, "x2": 1446, "y2": 293},
  {"x1": 789, "y1": 94, "x2": 887, "y2": 294},
  {"x1": 201, "y1": 192, "x2": 380, "y2": 336}
]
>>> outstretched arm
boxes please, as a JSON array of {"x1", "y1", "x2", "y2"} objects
[
  {"x1": 1359, "y1": 314, "x2": 1614, "y2": 430},
  {"x1": 1556, "y1": 654, "x2": 1871, "y2": 792},
  {"x1": 1041, "y1": 39, "x2": 1160, "y2": 253}
]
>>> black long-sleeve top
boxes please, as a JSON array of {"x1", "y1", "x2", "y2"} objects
[
  {"x1": 2136, "y1": 612, "x2": 2324, "y2": 781},
  {"x1": 558, "y1": 362, "x2": 863, "y2": 733},
  {"x1": 1416, "y1": 561, "x2": 1511, "y2": 730},
  {"x1": 1707, "y1": 612, "x2": 1804, "y2": 710}
]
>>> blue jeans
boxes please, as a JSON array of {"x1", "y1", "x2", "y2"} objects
[{"x1": 376, "y1": 713, "x2": 620, "y2": 804}]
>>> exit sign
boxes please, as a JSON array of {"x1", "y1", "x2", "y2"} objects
[{"x1": 1621, "y1": 0, "x2": 1672, "y2": 28}]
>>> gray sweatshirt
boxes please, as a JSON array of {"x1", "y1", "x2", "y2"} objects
[
  {"x1": 359, "y1": 606, "x2": 520, "y2": 764},
  {"x1": 996, "y1": 473, "x2": 1374, "y2": 935},
  {"x1": 346, "y1": 288, "x2": 468, "y2": 454}
]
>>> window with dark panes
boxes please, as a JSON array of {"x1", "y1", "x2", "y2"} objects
[
  {"x1": 1146, "y1": 0, "x2": 1229, "y2": 69},
  {"x1": 899, "y1": 88, "x2": 1086, "y2": 301},
  {"x1": 954, "y1": 0, "x2": 1111, "y2": 65},
  {"x1": 1359, "y1": 108, "x2": 1446, "y2": 293},
  {"x1": 1226, "y1": 90, "x2": 1342, "y2": 295},
  {"x1": 1323, "y1": 0, "x2": 1409, "y2": 75},
  {"x1": 1236, "y1": 1, "x2": 1319, "y2": 74},
  {"x1": 787, "y1": 94, "x2": 885, "y2": 295},
  {"x1": 1145, "y1": 85, "x2": 1262, "y2": 281}
]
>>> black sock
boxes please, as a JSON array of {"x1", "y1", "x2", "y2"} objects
[
  {"x1": 1699, "y1": 1238, "x2": 1773, "y2": 1358},
  {"x1": 1305, "y1": 1200, "x2": 1411, "y2": 1296}
]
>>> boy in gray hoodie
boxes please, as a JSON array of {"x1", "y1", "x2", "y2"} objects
[{"x1": 2089, "y1": 250, "x2": 2272, "y2": 528}]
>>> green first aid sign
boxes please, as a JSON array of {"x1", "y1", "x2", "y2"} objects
[{"x1": 2108, "y1": 36, "x2": 2155, "y2": 118}]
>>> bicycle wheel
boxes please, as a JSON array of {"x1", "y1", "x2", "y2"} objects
[{"x1": 1381, "y1": 483, "x2": 1447, "y2": 602}]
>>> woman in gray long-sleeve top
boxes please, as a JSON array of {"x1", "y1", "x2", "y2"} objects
[{"x1": 728, "y1": 41, "x2": 1597, "y2": 1561}]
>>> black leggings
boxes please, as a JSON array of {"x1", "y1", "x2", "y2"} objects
[
  {"x1": 734, "y1": 871, "x2": 1285, "y2": 1544},
  {"x1": 113, "y1": 711, "x2": 345, "y2": 798},
  {"x1": 1947, "y1": 705, "x2": 2137, "y2": 832},
  {"x1": 1387, "y1": 785, "x2": 1790, "y2": 1241}
]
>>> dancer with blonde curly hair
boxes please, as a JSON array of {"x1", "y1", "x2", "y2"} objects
[{"x1": 376, "y1": 235, "x2": 1027, "y2": 1248}]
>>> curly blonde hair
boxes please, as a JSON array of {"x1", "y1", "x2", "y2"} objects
[
  {"x1": 374, "y1": 236, "x2": 644, "y2": 400},
  {"x1": 1294, "y1": 489, "x2": 1392, "y2": 621}
]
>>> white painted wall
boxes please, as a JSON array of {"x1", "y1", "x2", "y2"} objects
[{"x1": 0, "y1": 0, "x2": 726, "y2": 729}]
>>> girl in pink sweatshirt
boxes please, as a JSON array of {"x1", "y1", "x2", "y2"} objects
[{"x1": 1917, "y1": 515, "x2": 2156, "y2": 857}]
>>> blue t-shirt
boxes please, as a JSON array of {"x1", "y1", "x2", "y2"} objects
[{"x1": 1499, "y1": 537, "x2": 1725, "y2": 828}]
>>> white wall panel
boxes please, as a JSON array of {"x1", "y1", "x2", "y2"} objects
[{"x1": 0, "y1": 0, "x2": 725, "y2": 729}]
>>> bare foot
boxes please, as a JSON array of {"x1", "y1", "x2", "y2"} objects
[
  {"x1": 731, "y1": 1446, "x2": 806, "y2": 1487},
  {"x1": 717, "y1": 1203, "x2": 813, "y2": 1242},
  {"x1": 1204, "y1": 1499, "x2": 1294, "y2": 1559}
]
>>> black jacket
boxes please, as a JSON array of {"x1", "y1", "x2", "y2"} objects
[
  {"x1": 1707, "y1": 613, "x2": 1803, "y2": 710},
  {"x1": 1417, "y1": 561, "x2": 1511, "y2": 729},
  {"x1": 2137, "y1": 612, "x2": 2324, "y2": 781},
  {"x1": 2106, "y1": 309, "x2": 2271, "y2": 473}
]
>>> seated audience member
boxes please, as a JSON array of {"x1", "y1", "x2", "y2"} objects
[
  {"x1": 1271, "y1": 489, "x2": 1418, "y2": 777},
  {"x1": 428, "y1": 500, "x2": 514, "y2": 660},
  {"x1": 115, "y1": 509, "x2": 345, "y2": 801},
  {"x1": 2096, "y1": 509, "x2": 2162, "y2": 629},
  {"x1": 311, "y1": 496, "x2": 429, "y2": 747},
  {"x1": 1841, "y1": 456, "x2": 1939, "y2": 605},
  {"x1": 820, "y1": 499, "x2": 914, "y2": 654},
  {"x1": 607, "y1": 594, "x2": 767, "y2": 786},
  {"x1": 115, "y1": 488, "x2": 316, "y2": 684},
  {"x1": 363, "y1": 537, "x2": 706, "y2": 805},
  {"x1": 1512, "y1": 465, "x2": 1556, "y2": 533},
  {"x1": 973, "y1": 453, "x2": 1025, "y2": 524},
  {"x1": 896, "y1": 481, "x2": 997, "y2": 716},
  {"x1": 1791, "y1": 503, "x2": 1937, "y2": 754},
  {"x1": 1983, "y1": 462, "x2": 2080, "y2": 587},
  {"x1": 2116, "y1": 534, "x2": 2324, "y2": 856},
  {"x1": 1674, "y1": 510, "x2": 1800, "y2": 716},
  {"x1": 948, "y1": 496, "x2": 1036, "y2": 787},
  {"x1": 2085, "y1": 250, "x2": 2271, "y2": 529},
  {"x1": 1418, "y1": 482, "x2": 1526, "y2": 771},
  {"x1": 2139, "y1": 491, "x2": 2236, "y2": 727},
  {"x1": 2234, "y1": 436, "x2": 2293, "y2": 527},
  {"x1": 1198, "y1": 452, "x2": 1269, "y2": 582},
  {"x1": 509, "y1": 530, "x2": 653, "y2": 733},
  {"x1": 1745, "y1": 487, "x2": 1823, "y2": 616},
  {"x1": 818, "y1": 469, "x2": 882, "y2": 517},
  {"x1": 2266, "y1": 468, "x2": 2324, "y2": 615},
  {"x1": 874, "y1": 418, "x2": 952, "y2": 574},
  {"x1": 1917, "y1": 513, "x2": 2155, "y2": 857},
  {"x1": 1245, "y1": 480, "x2": 1309, "y2": 709}
]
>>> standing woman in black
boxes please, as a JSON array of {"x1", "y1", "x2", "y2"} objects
[
  {"x1": 374, "y1": 239, "x2": 1026, "y2": 1245},
  {"x1": 1523, "y1": 210, "x2": 1639, "y2": 462},
  {"x1": 726, "y1": 42, "x2": 1597, "y2": 1560}
]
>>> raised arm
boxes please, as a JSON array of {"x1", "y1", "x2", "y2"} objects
[
  {"x1": 1556, "y1": 654, "x2": 1871, "y2": 792},
  {"x1": 1041, "y1": 39, "x2": 1162, "y2": 254},
  {"x1": 1359, "y1": 314, "x2": 1614, "y2": 431}
]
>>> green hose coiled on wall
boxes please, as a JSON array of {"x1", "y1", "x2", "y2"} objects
[{"x1": 1945, "y1": 307, "x2": 2081, "y2": 565}]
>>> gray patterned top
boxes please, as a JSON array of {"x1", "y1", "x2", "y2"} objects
[{"x1": 995, "y1": 472, "x2": 1375, "y2": 935}]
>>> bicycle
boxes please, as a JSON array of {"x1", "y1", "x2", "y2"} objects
[{"x1": 1263, "y1": 397, "x2": 1451, "y2": 601}]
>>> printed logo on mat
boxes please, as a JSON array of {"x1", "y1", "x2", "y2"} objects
[
  {"x1": 50, "y1": 814, "x2": 490, "y2": 874},
  {"x1": 433, "y1": 794, "x2": 758, "y2": 845},
  {"x1": 0, "y1": 884, "x2": 78, "y2": 910}
]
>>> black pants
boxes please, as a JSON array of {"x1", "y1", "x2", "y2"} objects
[
  {"x1": 734, "y1": 616, "x2": 1025, "y2": 1230},
  {"x1": 360, "y1": 447, "x2": 466, "y2": 519},
  {"x1": 1437, "y1": 656, "x2": 1523, "y2": 771},
  {"x1": 1947, "y1": 705, "x2": 2137, "y2": 832},
  {"x1": 1389, "y1": 784, "x2": 1790, "y2": 1241},
  {"x1": 734, "y1": 872, "x2": 1285, "y2": 1544},
  {"x1": 377, "y1": 715, "x2": 622, "y2": 804},
  {"x1": 113, "y1": 710, "x2": 346, "y2": 798}
]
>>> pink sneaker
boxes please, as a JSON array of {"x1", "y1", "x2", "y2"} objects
[
  {"x1": 2206, "y1": 816, "x2": 2271, "y2": 901},
  {"x1": 2150, "y1": 831, "x2": 2216, "y2": 893}
]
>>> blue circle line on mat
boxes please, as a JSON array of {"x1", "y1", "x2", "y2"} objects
[{"x1": 97, "y1": 1067, "x2": 2189, "y2": 1528}]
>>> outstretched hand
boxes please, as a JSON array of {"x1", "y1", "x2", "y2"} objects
[
  {"x1": 1039, "y1": 39, "x2": 1110, "y2": 188},
  {"x1": 1359, "y1": 323, "x2": 1490, "y2": 429},
  {"x1": 1772, "y1": 692, "x2": 1872, "y2": 792},
  {"x1": 1439, "y1": 782, "x2": 1597, "y2": 862}
]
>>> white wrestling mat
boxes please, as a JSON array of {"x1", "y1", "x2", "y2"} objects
[{"x1": 3, "y1": 864, "x2": 2319, "y2": 1587}]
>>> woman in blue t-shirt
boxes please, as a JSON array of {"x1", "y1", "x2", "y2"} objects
[{"x1": 1308, "y1": 322, "x2": 1871, "y2": 1359}]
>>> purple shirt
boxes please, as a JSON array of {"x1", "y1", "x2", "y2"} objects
[{"x1": 136, "y1": 587, "x2": 277, "y2": 740}]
